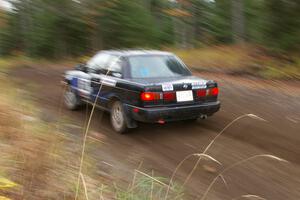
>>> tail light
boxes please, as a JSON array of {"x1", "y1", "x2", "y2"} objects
[
  {"x1": 141, "y1": 92, "x2": 176, "y2": 102},
  {"x1": 196, "y1": 87, "x2": 219, "y2": 97},
  {"x1": 163, "y1": 92, "x2": 176, "y2": 101},
  {"x1": 196, "y1": 89, "x2": 206, "y2": 97},
  {"x1": 211, "y1": 87, "x2": 219, "y2": 96},
  {"x1": 140, "y1": 92, "x2": 161, "y2": 101},
  {"x1": 207, "y1": 87, "x2": 219, "y2": 96}
]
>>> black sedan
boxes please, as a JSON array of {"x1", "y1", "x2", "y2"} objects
[{"x1": 63, "y1": 50, "x2": 220, "y2": 133}]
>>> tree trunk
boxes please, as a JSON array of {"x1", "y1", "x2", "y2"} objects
[
  {"x1": 21, "y1": 0, "x2": 32, "y2": 54},
  {"x1": 232, "y1": 0, "x2": 245, "y2": 43}
]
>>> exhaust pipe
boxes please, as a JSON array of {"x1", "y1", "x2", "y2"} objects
[
  {"x1": 200, "y1": 114, "x2": 208, "y2": 120},
  {"x1": 158, "y1": 119, "x2": 166, "y2": 124}
]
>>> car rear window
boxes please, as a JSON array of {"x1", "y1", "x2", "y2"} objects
[{"x1": 128, "y1": 55, "x2": 191, "y2": 78}]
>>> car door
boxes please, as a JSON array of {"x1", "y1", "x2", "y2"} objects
[{"x1": 87, "y1": 53, "x2": 124, "y2": 108}]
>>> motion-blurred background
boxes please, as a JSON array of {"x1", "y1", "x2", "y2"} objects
[
  {"x1": 1, "y1": 0, "x2": 300, "y2": 79},
  {"x1": 0, "y1": 1, "x2": 300, "y2": 200},
  {"x1": 0, "y1": 0, "x2": 299, "y2": 55}
]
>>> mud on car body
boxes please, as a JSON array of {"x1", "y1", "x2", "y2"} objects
[{"x1": 63, "y1": 50, "x2": 220, "y2": 133}]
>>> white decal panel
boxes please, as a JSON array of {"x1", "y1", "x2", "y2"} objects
[
  {"x1": 77, "y1": 78, "x2": 92, "y2": 97},
  {"x1": 162, "y1": 83, "x2": 174, "y2": 91},
  {"x1": 192, "y1": 81, "x2": 207, "y2": 89},
  {"x1": 78, "y1": 79, "x2": 90, "y2": 91}
]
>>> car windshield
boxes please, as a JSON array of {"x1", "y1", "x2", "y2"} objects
[{"x1": 128, "y1": 55, "x2": 191, "y2": 78}]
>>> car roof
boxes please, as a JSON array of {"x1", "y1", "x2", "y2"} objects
[{"x1": 99, "y1": 50, "x2": 174, "y2": 57}]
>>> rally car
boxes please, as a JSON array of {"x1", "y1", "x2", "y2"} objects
[{"x1": 63, "y1": 50, "x2": 220, "y2": 133}]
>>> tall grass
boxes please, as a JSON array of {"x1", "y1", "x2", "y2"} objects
[
  {"x1": 198, "y1": 154, "x2": 287, "y2": 200},
  {"x1": 165, "y1": 114, "x2": 267, "y2": 199},
  {"x1": 74, "y1": 76, "x2": 106, "y2": 200},
  {"x1": 74, "y1": 54, "x2": 118, "y2": 199},
  {"x1": 0, "y1": 74, "x2": 78, "y2": 199}
]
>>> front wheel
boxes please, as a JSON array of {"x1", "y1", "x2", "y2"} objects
[
  {"x1": 64, "y1": 86, "x2": 81, "y2": 110},
  {"x1": 110, "y1": 101, "x2": 128, "y2": 134}
]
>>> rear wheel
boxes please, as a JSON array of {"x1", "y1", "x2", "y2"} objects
[
  {"x1": 64, "y1": 86, "x2": 80, "y2": 110},
  {"x1": 110, "y1": 101, "x2": 128, "y2": 134}
]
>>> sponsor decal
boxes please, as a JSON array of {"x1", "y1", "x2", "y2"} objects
[
  {"x1": 162, "y1": 83, "x2": 174, "y2": 91},
  {"x1": 192, "y1": 81, "x2": 207, "y2": 89},
  {"x1": 78, "y1": 79, "x2": 91, "y2": 91},
  {"x1": 77, "y1": 78, "x2": 92, "y2": 98}
]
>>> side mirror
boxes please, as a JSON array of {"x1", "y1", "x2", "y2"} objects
[
  {"x1": 75, "y1": 64, "x2": 87, "y2": 72},
  {"x1": 112, "y1": 72, "x2": 122, "y2": 78}
]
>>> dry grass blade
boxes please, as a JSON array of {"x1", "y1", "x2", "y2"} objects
[
  {"x1": 129, "y1": 161, "x2": 144, "y2": 191},
  {"x1": 196, "y1": 153, "x2": 222, "y2": 165},
  {"x1": 199, "y1": 154, "x2": 288, "y2": 200},
  {"x1": 219, "y1": 175, "x2": 228, "y2": 190},
  {"x1": 99, "y1": 184, "x2": 105, "y2": 200},
  {"x1": 135, "y1": 170, "x2": 168, "y2": 187},
  {"x1": 204, "y1": 114, "x2": 266, "y2": 154},
  {"x1": 150, "y1": 170, "x2": 154, "y2": 200},
  {"x1": 75, "y1": 70, "x2": 110, "y2": 200},
  {"x1": 181, "y1": 114, "x2": 267, "y2": 188},
  {"x1": 232, "y1": 194, "x2": 267, "y2": 200},
  {"x1": 55, "y1": 83, "x2": 67, "y2": 133},
  {"x1": 164, "y1": 153, "x2": 221, "y2": 200},
  {"x1": 221, "y1": 154, "x2": 288, "y2": 173},
  {"x1": 246, "y1": 114, "x2": 267, "y2": 122},
  {"x1": 74, "y1": 84, "x2": 103, "y2": 200},
  {"x1": 80, "y1": 173, "x2": 89, "y2": 200},
  {"x1": 74, "y1": 57, "x2": 122, "y2": 200}
]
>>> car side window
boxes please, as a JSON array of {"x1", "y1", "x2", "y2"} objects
[
  {"x1": 87, "y1": 53, "x2": 111, "y2": 74},
  {"x1": 107, "y1": 57, "x2": 123, "y2": 78}
]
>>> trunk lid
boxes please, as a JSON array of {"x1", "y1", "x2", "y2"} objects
[{"x1": 130, "y1": 76, "x2": 218, "y2": 107}]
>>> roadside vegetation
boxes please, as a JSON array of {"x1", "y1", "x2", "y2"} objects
[
  {"x1": 172, "y1": 45, "x2": 300, "y2": 80},
  {"x1": 0, "y1": 63, "x2": 78, "y2": 199},
  {"x1": 2, "y1": 44, "x2": 300, "y2": 80}
]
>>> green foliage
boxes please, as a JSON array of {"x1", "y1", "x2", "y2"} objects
[
  {"x1": 1, "y1": 0, "x2": 89, "y2": 58},
  {"x1": 0, "y1": 12, "x2": 21, "y2": 55},
  {"x1": 101, "y1": 0, "x2": 160, "y2": 48},
  {"x1": 262, "y1": 0, "x2": 300, "y2": 51},
  {"x1": 207, "y1": 0, "x2": 233, "y2": 43},
  {"x1": 0, "y1": 0, "x2": 299, "y2": 57},
  {"x1": 244, "y1": 0, "x2": 264, "y2": 42}
]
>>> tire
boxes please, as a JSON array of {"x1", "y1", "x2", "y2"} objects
[
  {"x1": 110, "y1": 101, "x2": 128, "y2": 134},
  {"x1": 64, "y1": 86, "x2": 81, "y2": 110}
]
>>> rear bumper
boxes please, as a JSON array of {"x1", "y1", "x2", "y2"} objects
[{"x1": 124, "y1": 101, "x2": 220, "y2": 123}]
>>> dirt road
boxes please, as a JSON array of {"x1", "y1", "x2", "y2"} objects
[{"x1": 11, "y1": 64, "x2": 300, "y2": 199}]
